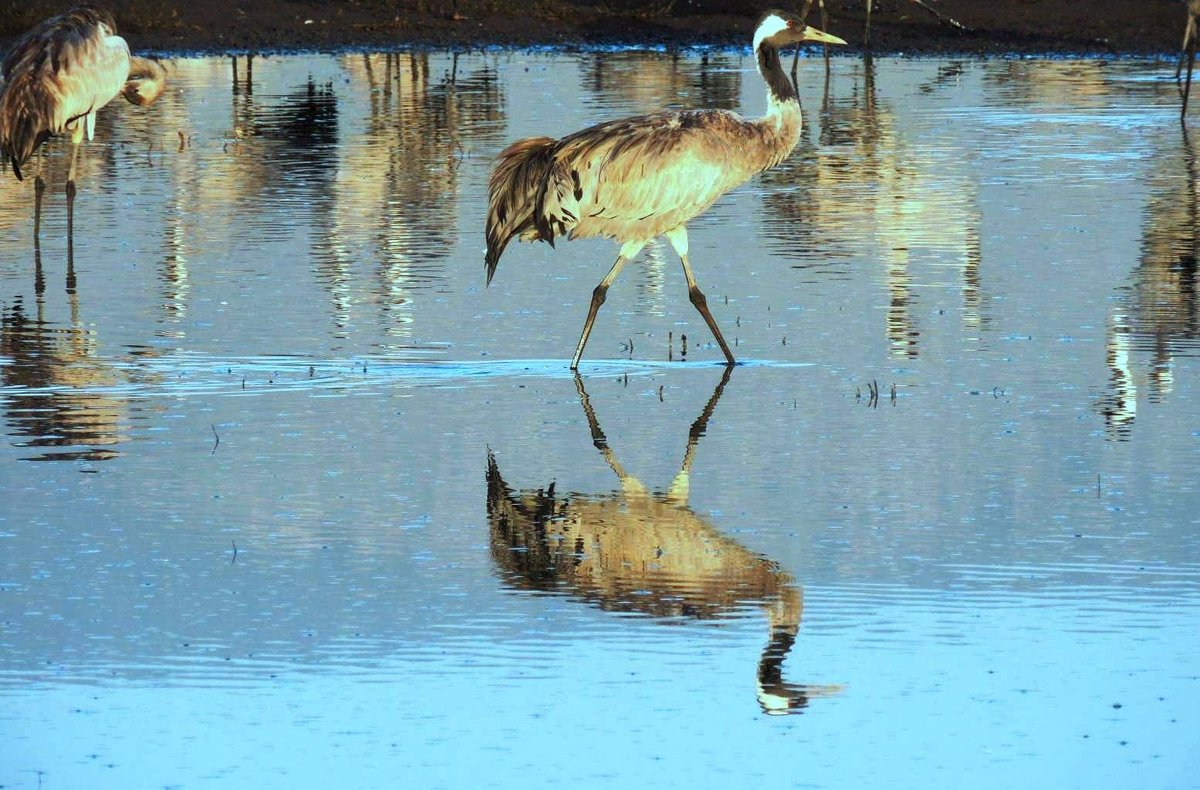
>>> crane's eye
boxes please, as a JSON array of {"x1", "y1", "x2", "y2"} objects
[{"x1": 786, "y1": 19, "x2": 796, "y2": 29}]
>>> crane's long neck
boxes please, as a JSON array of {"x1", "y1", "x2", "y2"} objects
[{"x1": 752, "y1": 38, "x2": 803, "y2": 170}]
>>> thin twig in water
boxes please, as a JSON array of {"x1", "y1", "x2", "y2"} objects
[
  {"x1": 211, "y1": 424, "x2": 220, "y2": 454},
  {"x1": 231, "y1": 540, "x2": 239, "y2": 564}
]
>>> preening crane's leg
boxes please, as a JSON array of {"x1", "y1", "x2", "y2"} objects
[
  {"x1": 865, "y1": 0, "x2": 874, "y2": 49},
  {"x1": 797, "y1": 0, "x2": 829, "y2": 66},
  {"x1": 33, "y1": 149, "x2": 45, "y2": 240},
  {"x1": 571, "y1": 253, "x2": 630, "y2": 370},
  {"x1": 665, "y1": 227, "x2": 735, "y2": 367},
  {"x1": 1185, "y1": 13, "x2": 1198, "y2": 117},
  {"x1": 1178, "y1": 12, "x2": 1195, "y2": 81},
  {"x1": 66, "y1": 123, "x2": 84, "y2": 239}
]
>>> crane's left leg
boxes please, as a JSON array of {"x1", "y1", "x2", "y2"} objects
[
  {"x1": 572, "y1": 248, "x2": 632, "y2": 369},
  {"x1": 665, "y1": 227, "x2": 735, "y2": 366}
]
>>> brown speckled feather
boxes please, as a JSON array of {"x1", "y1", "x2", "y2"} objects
[
  {"x1": 538, "y1": 108, "x2": 795, "y2": 245},
  {"x1": 484, "y1": 106, "x2": 800, "y2": 284}
]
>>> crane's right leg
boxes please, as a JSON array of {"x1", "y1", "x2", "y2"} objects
[
  {"x1": 571, "y1": 252, "x2": 631, "y2": 370},
  {"x1": 665, "y1": 227, "x2": 735, "y2": 367}
]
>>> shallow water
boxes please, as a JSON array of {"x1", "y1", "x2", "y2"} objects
[{"x1": 1, "y1": 51, "x2": 1198, "y2": 788}]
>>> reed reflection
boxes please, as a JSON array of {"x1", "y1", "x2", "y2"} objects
[
  {"x1": 1099, "y1": 123, "x2": 1200, "y2": 438},
  {"x1": 983, "y1": 60, "x2": 1114, "y2": 110},
  {"x1": 582, "y1": 51, "x2": 742, "y2": 114},
  {"x1": 313, "y1": 53, "x2": 504, "y2": 339},
  {"x1": 762, "y1": 56, "x2": 987, "y2": 357},
  {"x1": 0, "y1": 243, "x2": 134, "y2": 462},
  {"x1": 487, "y1": 370, "x2": 841, "y2": 715}
]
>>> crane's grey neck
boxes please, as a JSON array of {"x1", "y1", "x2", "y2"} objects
[{"x1": 756, "y1": 41, "x2": 797, "y2": 106}]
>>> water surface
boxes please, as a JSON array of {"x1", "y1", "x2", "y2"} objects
[{"x1": 1, "y1": 51, "x2": 1198, "y2": 789}]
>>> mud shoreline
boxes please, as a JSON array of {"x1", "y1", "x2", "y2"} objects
[{"x1": 0, "y1": 1, "x2": 1194, "y2": 58}]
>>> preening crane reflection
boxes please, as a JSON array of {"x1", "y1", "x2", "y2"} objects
[
  {"x1": 485, "y1": 10, "x2": 845, "y2": 369},
  {"x1": 0, "y1": 6, "x2": 167, "y2": 238},
  {"x1": 487, "y1": 370, "x2": 842, "y2": 715},
  {"x1": 0, "y1": 242, "x2": 148, "y2": 462}
]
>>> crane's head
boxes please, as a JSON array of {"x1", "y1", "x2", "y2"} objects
[
  {"x1": 121, "y1": 57, "x2": 168, "y2": 107},
  {"x1": 753, "y1": 9, "x2": 846, "y2": 51}
]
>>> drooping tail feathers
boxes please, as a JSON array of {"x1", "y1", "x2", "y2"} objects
[
  {"x1": 0, "y1": 71, "x2": 52, "y2": 180},
  {"x1": 485, "y1": 135, "x2": 555, "y2": 286}
]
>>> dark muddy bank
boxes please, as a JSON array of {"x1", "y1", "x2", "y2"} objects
[{"x1": 0, "y1": 1, "x2": 1193, "y2": 56}]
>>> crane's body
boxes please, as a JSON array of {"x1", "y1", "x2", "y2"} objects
[
  {"x1": 485, "y1": 10, "x2": 845, "y2": 369},
  {"x1": 0, "y1": 6, "x2": 166, "y2": 236}
]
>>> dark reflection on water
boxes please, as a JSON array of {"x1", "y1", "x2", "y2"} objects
[
  {"x1": 257, "y1": 78, "x2": 339, "y2": 180},
  {"x1": 487, "y1": 369, "x2": 841, "y2": 715},
  {"x1": 1100, "y1": 123, "x2": 1200, "y2": 438}
]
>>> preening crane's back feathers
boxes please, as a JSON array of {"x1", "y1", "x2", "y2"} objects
[{"x1": 0, "y1": 6, "x2": 132, "y2": 178}]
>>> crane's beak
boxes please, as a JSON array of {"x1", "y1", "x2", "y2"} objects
[{"x1": 802, "y1": 26, "x2": 847, "y2": 46}]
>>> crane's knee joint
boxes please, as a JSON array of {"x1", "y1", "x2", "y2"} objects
[
  {"x1": 591, "y1": 284, "x2": 608, "y2": 307},
  {"x1": 65, "y1": 181, "x2": 77, "y2": 200},
  {"x1": 688, "y1": 286, "x2": 707, "y2": 308}
]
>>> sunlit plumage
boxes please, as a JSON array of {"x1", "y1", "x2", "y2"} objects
[
  {"x1": 0, "y1": 6, "x2": 167, "y2": 235},
  {"x1": 485, "y1": 10, "x2": 845, "y2": 369},
  {"x1": 1179, "y1": 0, "x2": 1200, "y2": 116}
]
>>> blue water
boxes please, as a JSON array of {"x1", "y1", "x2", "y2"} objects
[{"x1": 1, "y1": 52, "x2": 1198, "y2": 788}]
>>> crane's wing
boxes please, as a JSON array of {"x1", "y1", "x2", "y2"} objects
[{"x1": 536, "y1": 109, "x2": 755, "y2": 244}]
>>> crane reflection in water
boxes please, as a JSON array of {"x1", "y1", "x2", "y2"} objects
[
  {"x1": 0, "y1": 240, "x2": 151, "y2": 462},
  {"x1": 486, "y1": 370, "x2": 842, "y2": 715}
]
